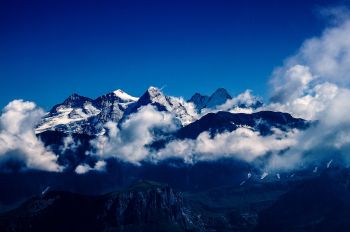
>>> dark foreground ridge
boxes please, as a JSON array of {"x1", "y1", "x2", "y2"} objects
[
  {"x1": 0, "y1": 180, "x2": 196, "y2": 232},
  {"x1": 3, "y1": 168, "x2": 350, "y2": 232}
]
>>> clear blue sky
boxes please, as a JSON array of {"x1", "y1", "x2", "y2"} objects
[{"x1": 0, "y1": 0, "x2": 339, "y2": 109}]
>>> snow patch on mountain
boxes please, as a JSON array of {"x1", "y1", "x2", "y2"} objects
[
  {"x1": 36, "y1": 89, "x2": 138, "y2": 135},
  {"x1": 113, "y1": 89, "x2": 139, "y2": 102},
  {"x1": 125, "y1": 86, "x2": 198, "y2": 126},
  {"x1": 36, "y1": 100, "x2": 101, "y2": 134}
]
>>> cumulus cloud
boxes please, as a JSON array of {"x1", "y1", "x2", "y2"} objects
[
  {"x1": 270, "y1": 65, "x2": 314, "y2": 104},
  {"x1": 60, "y1": 135, "x2": 81, "y2": 153},
  {"x1": 0, "y1": 100, "x2": 62, "y2": 172},
  {"x1": 270, "y1": 8, "x2": 350, "y2": 117},
  {"x1": 223, "y1": 90, "x2": 262, "y2": 113},
  {"x1": 90, "y1": 105, "x2": 179, "y2": 164},
  {"x1": 154, "y1": 128, "x2": 298, "y2": 164},
  {"x1": 75, "y1": 160, "x2": 106, "y2": 174},
  {"x1": 89, "y1": 115, "x2": 298, "y2": 169},
  {"x1": 271, "y1": 11, "x2": 350, "y2": 89},
  {"x1": 88, "y1": 100, "x2": 300, "y2": 167},
  {"x1": 269, "y1": 12, "x2": 350, "y2": 117},
  {"x1": 268, "y1": 79, "x2": 339, "y2": 119},
  {"x1": 201, "y1": 90, "x2": 262, "y2": 115},
  {"x1": 266, "y1": 8, "x2": 350, "y2": 169}
]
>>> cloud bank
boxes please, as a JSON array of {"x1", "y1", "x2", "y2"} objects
[
  {"x1": 86, "y1": 103, "x2": 299, "y2": 170},
  {"x1": 0, "y1": 100, "x2": 61, "y2": 172},
  {"x1": 154, "y1": 128, "x2": 298, "y2": 164},
  {"x1": 266, "y1": 9, "x2": 350, "y2": 169},
  {"x1": 90, "y1": 105, "x2": 179, "y2": 164}
]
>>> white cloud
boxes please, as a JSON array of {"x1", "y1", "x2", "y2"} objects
[
  {"x1": 90, "y1": 105, "x2": 179, "y2": 164},
  {"x1": 201, "y1": 90, "x2": 262, "y2": 115},
  {"x1": 60, "y1": 135, "x2": 81, "y2": 153},
  {"x1": 268, "y1": 12, "x2": 350, "y2": 120},
  {"x1": 75, "y1": 160, "x2": 106, "y2": 174},
  {"x1": 0, "y1": 100, "x2": 62, "y2": 172},
  {"x1": 155, "y1": 128, "x2": 298, "y2": 164},
  {"x1": 265, "y1": 11, "x2": 350, "y2": 169},
  {"x1": 270, "y1": 13, "x2": 350, "y2": 88},
  {"x1": 75, "y1": 164, "x2": 91, "y2": 174},
  {"x1": 267, "y1": 80, "x2": 339, "y2": 119},
  {"x1": 270, "y1": 65, "x2": 314, "y2": 104},
  {"x1": 219, "y1": 90, "x2": 260, "y2": 111},
  {"x1": 269, "y1": 11, "x2": 350, "y2": 118}
]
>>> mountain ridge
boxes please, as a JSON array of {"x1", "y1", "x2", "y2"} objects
[
  {"x1": 0, "y1": 180, "x2": 197, "y2": 232},
  {"x1": 36, "y1": 87, "x2": 267, "y2": 136}
]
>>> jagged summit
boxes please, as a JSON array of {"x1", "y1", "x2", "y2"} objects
[
  {"x1": 213, "y1": 87, "x2": 231, "y2": 96},
  {"x1": 147, "y1": 86, "x2": 161, "y2": 93},
  {"x1": 206, "y1": 88, "x2": 232, "y2": 108},
  {"x1": 189, "y1": 88, "x2": 232, "y2": 112},
  {"x1": 124, "y1": 86, "x2": 197, "y2": 126},
  {"x1": 189, "y1": 93, "x2": 209, "y2": 112},
  {"x1": 59, "y1": 93, "x2": 93, "y2": 109},
  {"x1": 142, "y1": 86, "x2": 167, "y2": 103},
  {"x1": 189, "y1": 88, "x2": 264, "y2": 113}
]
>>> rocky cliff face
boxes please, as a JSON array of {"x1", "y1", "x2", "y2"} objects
[
  {"x1": 0, "y1": 180, "x2": 197, "y2": 232},
  {"x1": 99, "y1": 181, "x2": 195, "y2": 231}
]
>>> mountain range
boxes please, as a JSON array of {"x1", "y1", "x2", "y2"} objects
[
  {"x1": 35, "y1": 87, "x2": 288, "y2": 138},
  {"x1": 2, "y1": 86, "x2": 338, "y2": 232}
]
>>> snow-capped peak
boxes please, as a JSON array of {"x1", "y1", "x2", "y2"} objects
[
  {"x1": 36, "y1": 89, "x2": 137, "y2": 135},
  {"x1": 146, "y1": 86, "x2": 163, "y2": 98},
  {"x1": 124, "y1": 86, "x2": 197, "y2": 126},
  {"x1": 138, "y1": 86, "x2": 169, "y2": 106},
  {"x1": 113, "y1": 89, "x2": 138, "y2": 102}
]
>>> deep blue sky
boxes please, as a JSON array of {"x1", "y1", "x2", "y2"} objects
[{"x1": 0, "y1": 0, "x2": 340, "y2": 109}]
